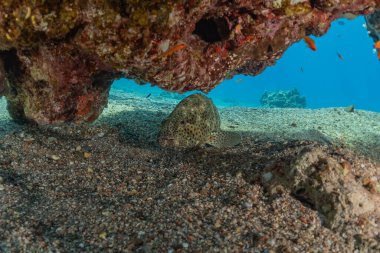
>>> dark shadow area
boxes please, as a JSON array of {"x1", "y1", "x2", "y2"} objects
[{"x1": 193, "y1": 17, "x2": 231, "y2": 43}]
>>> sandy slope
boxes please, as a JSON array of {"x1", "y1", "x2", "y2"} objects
[
  {"x1": 0, "y1": 91, "x2": 379, "y2": 252},
  {"x1": 99, "y1": 89, "x2": 380, "y2": 161}
]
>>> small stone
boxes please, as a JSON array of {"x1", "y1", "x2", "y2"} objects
[
  {"x1": 87, "y1": 167, "x2": 93, "y2": 173},
  {"x1": 182, "y1": 243, "x2": 189, "y2": 249},
  {"x1": 55, "y1": 227, "x2": 64, "y2": 235},
  {"x1": 128, "y1": 189, "x2": 138, "y2": 196},
  {"x1": 0, "y1": 176, "x2": 3, "y2": 183},
  {"x1": 97, "y1": 132, "x2": 105, "y2": 138},
  {"x1": 99, "y1": 232, "x2": 107, "y2": 239},
  {"x1": 262, "y1": 172, "x2": 273, "y2": 182},
  {"x1": 243, "y1": 202, "x2": 253, "y2": 208},
  {"x1": 137, "y1": 231, "x2": 145, "y2": 238},
  {"x1": 268, "y1": 239, "x2": 276, "y2": 246},
  {"x1": 0, "y1": 184, "x2": 4, "y2": 191},
  {"x1": 214, "y1": 220, "x2": 221, "y2": 228},
  {"x1": 83, "y1": 152, "x2": 91, "y2": 158},
  {"x1": 75, "y1": 146, "x2": 82, "y2": 151},
  {"x1": 47, "y1": 137, "x2": 58, "y2": 143},
  {"x1": 344, "y1": 104, "x2": 355, "y2": 113},
  {"x1": 51, "y1": 155, "x2": 60, "y2": 160},
  {"x1": 23, "y1": 137, "x2": 35, "y2": 143}
]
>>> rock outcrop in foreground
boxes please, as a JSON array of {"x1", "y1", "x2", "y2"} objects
[{"x1": 0, "y1": 1, "x2": 379, "y2": 123}]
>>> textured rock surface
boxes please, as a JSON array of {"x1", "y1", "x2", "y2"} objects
[
  {"x1": 261, "y1": 147, "x2": 380, "y2": 231},
  {"x1": 260, "y1": 88, "x2": 306, "y2": 108},
  {"x1": 0, "y1": 1, "x2": 379, "y2": 123}
]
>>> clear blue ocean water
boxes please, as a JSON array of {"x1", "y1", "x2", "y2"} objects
[{"x1": 113, "y1": 16, "x2": 380, "y2": 112}]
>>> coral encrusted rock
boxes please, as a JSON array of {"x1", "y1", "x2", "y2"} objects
[
  {"x1": 0, "y1": 1, "x2": 379, "y2": 123},
  {"x1": 260, "y1": 88, "x2": 306, "y2": 108}
]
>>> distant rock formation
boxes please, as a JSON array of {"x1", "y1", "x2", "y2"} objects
[
  {"x1": 260, "y1": 88, "x2": 306, "y2": 108},
  {"x1": 0, "y1": 1, "x2": 379, "y2": 123}
]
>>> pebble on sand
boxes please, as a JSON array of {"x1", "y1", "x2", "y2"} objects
[{"x1": 51, "y1": 155, "x2": 60, "y2": 160}]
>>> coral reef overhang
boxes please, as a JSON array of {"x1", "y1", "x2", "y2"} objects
[{"x1": 0, "y1": 1, "x2": 379, "y2": 124}]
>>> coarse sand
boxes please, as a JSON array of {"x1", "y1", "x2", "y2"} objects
[{"x1": 0, "y1": 90, "x2": 379, "y2": 252}]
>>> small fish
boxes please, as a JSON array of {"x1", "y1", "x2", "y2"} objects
[
  {"x1": 300, "y1": 67, "x2": 304, "y2": 73},
  {"x1": 146, "y1": 93, "x2": 151, "y2": 98},
  {"x1": 303, "y1": 36, "x2": 317, "y2": 51},
  {"x1": 337, "y1": 21, "x2": 345, "y2": 26},
  {"x1": 235, "y1": 78, "x2": 243, "y2": 83},
  {"x1": 161, "y1": 43, "x2": 187, "y2": 58},
  {"x1": 337, "y1": 53, "x2": 344, "y2": 60},
  {"x1": 374, "y1": 41, "x2": 380, "y2": 49}
]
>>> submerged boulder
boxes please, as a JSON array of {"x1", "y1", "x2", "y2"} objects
[
  {"x1": 261, "y1": 147, "x2": 380, "y2": 231},
  {"x1": 0, "y1": 1, "x2": 379, "y2": 123}
]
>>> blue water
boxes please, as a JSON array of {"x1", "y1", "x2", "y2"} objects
[{"x1": 113, "y1": 16, "x2": 380, "y2": 112}]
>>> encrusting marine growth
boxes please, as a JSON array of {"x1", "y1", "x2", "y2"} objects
[{"x1": 0, "y1": 1, "x2": 379, "y2": 124}]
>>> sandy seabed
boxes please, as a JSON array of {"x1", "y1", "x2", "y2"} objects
[{"x1": 0, "y1": 90, "x2": 379, "y2": 252}]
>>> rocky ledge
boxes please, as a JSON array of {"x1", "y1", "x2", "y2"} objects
[{"x1": 0, "y1": 0, "x2": 379, "y2": 124}]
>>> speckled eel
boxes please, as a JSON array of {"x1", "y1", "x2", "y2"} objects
[{"x1": 158, "y1": 93, "x2": 241, "y2": 148}]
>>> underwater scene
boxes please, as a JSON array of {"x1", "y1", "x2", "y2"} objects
[
  {"x1": 0, "y1": 2, "x2": 380, "y2": 253},
  {"x1": 114, "y1": 16, "x2": 380, "y2": 111}
]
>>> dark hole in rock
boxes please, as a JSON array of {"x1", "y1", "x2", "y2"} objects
[
  {"x1": 267, "y1": 45, "x2": 273, "y2": 54},
  {"x1": 291, "y1": 188, "x2": 316, "y2": 210},
  {"x1": 193, "y1": 17, "x2": 231, "y2": 43},
  {"x1": 238, "y1": 7, "x2": 258, "y2": 20},
  {"x1": 91, "y1": 71, "x2": 121, "y2": 89},
  {"x1": 0, "y1": 49, "x2": 22, "y2": 84}
]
